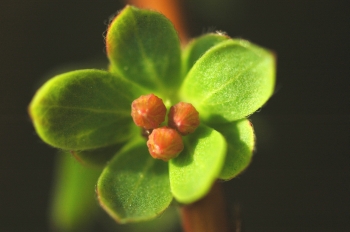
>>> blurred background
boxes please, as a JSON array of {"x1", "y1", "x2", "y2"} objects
[{"x1": 1, "y1": 0, "x2": 349, "y2": 231}]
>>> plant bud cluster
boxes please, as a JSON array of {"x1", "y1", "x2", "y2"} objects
[{"x1": 131, "y1": 94, "x2": 200, "y2": 161}]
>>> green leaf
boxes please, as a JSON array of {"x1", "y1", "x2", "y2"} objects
[
  {"x1": 107, "y1": 5, "x2": 182, "y2": 98},
  {"x1": 169, "y1": 125, "x2": 227, "y2": 204},
  {"x1": 97, "y1": 139, "x2": 173, "y2": 223},
  {"x1": 29, "y1": 69, "x2": 145, "y2": 150},
  {"x1": 113, "y1": 206, "x2": 180, "y2": 232},
  {"x1": 50, "y1": 151, "x2": 101, "y2": 231},
  {"x1": 182, "y1": 33, "x2": 229, "y2": 76},
  {"x1": 212, "y1": 119, "x2": 255, "y2": 180},
  {"x1": 71, "y1": 142, "x2": 125, "y2": 168},
  {"x1": 180, "y1": 39, "x2": 276, "y2": 123}
]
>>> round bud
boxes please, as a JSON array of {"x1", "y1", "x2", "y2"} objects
[
  {"x1": 131, "y1": 94, "x2": 167, "y2": 129},
  {"x1": 168, "y1": 102, "x2": 200, "y2": 135},
  {"x1": 147, "y1": 127, "x2": 184, "y2": 161}
]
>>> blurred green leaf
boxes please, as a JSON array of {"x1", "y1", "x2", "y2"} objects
[
  {"x1": 182, "y1": 33, "x2": 229, "y2": 76},
  {"x1": 213, "y1": 119, "x2": 255, "y2": 180},
  {"x1": 180, "y1": 39, "x2": 275, "y2": 123},
  {"x1": 107, "y1": 5, "x2": 181, "y2": 98},
  {"x1": 97, "y1": 139, "x2": 173, "y2": 223},
  {"x1": 169, "y1": 125, "x2": 226, "y2": 204},
  {"x1": 50, "y1": 152, "x2": 101, "y2": 231},
  {"x1": 29, "y1": 69, "x2": 144, "y2": 150}
]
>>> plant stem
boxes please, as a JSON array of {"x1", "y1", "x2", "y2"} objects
[
  {"x1": 180, "y1": 181, "x2": 231, "y2": 232},
  {"x1": 124, "y1": 1, "x2": 233, "y2": 231},
  {"x1": 126, "y1": 0, "x2": 188, "y2": 43}
]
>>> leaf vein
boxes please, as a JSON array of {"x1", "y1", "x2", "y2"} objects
[
  {"x1": 200, "y1": 61, "x2": 258, "y2": 105},
  {"x1": 125, "y1": 157, "x2": 155, "y2": 208}
]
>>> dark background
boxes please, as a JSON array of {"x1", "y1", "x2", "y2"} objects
[{"x1": 1, "y1": 0, "x2": 349, "y2": 231}]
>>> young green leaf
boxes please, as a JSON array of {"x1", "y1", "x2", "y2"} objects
[
  {"x1": 29, "y1": 69, "x2": 145, "y2": 150},
  {"x1": 182, "y1": 33, "x2": 229, "y2": 76},
  {"x1": 169, "y1": 125, "x2": 227, "y2": 204},
  {"x1": 180, "y1": 39, "x2": 275, "y2": 123},
  {"x1": 107, "y1": 5, "x2": 181, "y2": 97},
  {"x1": 50, "y1": 152, "x2": 101, "y2": 231},
  {"x1": 211, "y1": 119, "x2": 255, "y2": 180},
  {"x1": 97, "y1": 139, "x2": 173, "y2": 223},
  {"x1": 71, "y1": 142, "x2": 125, "y2": 168}
]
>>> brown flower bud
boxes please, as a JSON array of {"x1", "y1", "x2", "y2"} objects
[
  {"x1": 147, "y1": 127, "x2": 184, "y2": 161},
  {"x1": 131, "y1": 94, "x2": 166, "y2": 129},
  {"x1": 168, "y1": 102, "x2": 200, "y2": 135}
]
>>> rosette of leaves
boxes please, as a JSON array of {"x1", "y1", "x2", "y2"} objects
[{"x1": 29, "y1": 5, "x2": 275, "y2": 224}]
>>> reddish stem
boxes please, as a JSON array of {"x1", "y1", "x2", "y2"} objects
[
  {"x1": 126, "y1": 0, "x2": 188, "y2": 43},
  {"x1": 125, "y1": 1, "x2": 231, "y2": 231},
  {"x1": 180, "y1": 182, "x2": 230, "y2": 232}
]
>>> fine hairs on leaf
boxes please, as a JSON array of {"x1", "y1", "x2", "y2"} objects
[{"x1": 28, "y1": 5, "x2": 275, "y2": 226}]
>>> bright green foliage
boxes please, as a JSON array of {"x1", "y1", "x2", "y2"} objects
[
  {"x1": 182, "y1": 33, "x2": 229, "y2": 75},
  {"x1": 107, "y1": 5, "x2": 181, "y2": 98},
  {"x1": 213, "y1": 119, "x2": 255, "y2": 180},
  {"x1": 169, "y1": 125, "x2": 226, "y2": 204},
  {"x1": 29, "y1": 69, "x2": 145, "y2": 150},
  {"x1": 50, "y1": 152, "x2": 101, "y2": 231},
  {"x1": 29, "y1": 5, "x2": 276, "y2": 225},
  {"x1": 181, "y1": 39, "x2": 275, "y2": 123},
  {"x1": 97, "y1": 139, "x2": 173, "y2": 223}
]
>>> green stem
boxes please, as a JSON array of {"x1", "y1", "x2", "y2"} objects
[{"x1": 180, "y1": 181, "x2": 231, "y2": 232}]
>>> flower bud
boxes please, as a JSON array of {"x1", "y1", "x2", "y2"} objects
[
  {"x1": 131, "y1": 94, "x2": 167, "y2": 129},
  {"x1": 168, "y1": 102, "x2": 200, "y2": 135},
  {"x1": 147, "y1": 127, "x2": 184, "y2": 161}
]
